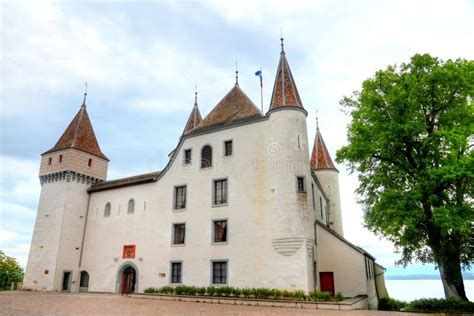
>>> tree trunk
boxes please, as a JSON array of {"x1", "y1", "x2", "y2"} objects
[{"x1": 437, "y1": 256, "x2": 468, "y2": 301}]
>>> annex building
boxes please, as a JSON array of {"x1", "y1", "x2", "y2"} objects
[{"x1": 23, "y1": 40, "x2": 388, "y2": 309}]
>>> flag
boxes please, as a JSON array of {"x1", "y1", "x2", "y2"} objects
[{"x1": 255, "y1": 69, "x2": 263, "y2": 88}]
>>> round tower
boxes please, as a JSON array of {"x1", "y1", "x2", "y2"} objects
[
  {"x1": 23, "y1": 93, "x2": 109, "y2": 292},
  {"x1": 265, "y1": 38, "x2": 315, "y2": 291},
  {"x1": 310, "y1": 123, "x2": 344, "y2": 236}
]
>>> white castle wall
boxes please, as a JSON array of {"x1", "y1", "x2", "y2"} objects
[
  {"x1": 80, "y1": 108, "x2": 323, "y2": 293},
  {"x1": 314, "y1": 170, "x2": 344, "y2": 236}
]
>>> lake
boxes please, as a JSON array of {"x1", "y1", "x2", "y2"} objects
[{"x1": 385, "y1": 280, "x2": 474, "y2": 302}]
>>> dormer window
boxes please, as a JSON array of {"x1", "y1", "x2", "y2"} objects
[
  {"x1": 88, "y1": 158, "x2": 92, "y2": 167},
  {"x1": 59, "y1": 155, "x2": 63, "y2": 163},
  {"x1": 48, "y1": 157, "x2": 52, "y2": 165}
]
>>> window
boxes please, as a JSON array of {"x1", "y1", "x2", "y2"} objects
[
  {"x1": 171, "y1": 262, "x2": 182, "y2": 284},
  {"x1": 59, "y1": 155, "x2": 63, "y2": 163},
  {"x1": 319, "y1": 197, "x2": 324, "y2": 220},
  {"x1": 297, "y1": 177, "x2": 305, "y2": 192},
  {"x1": 212, "y1": 261, "x2": 227, "y2": 284},
  {"x1": 201, "y1": 145, "x2": 212, "y2": 168},
  {"x1": 311, "y1": 183, "x2": 316, "y2": 210},
  {"x1": 224, "y1": 140, "x2": 233, "y2": 156},
  {"x1": 184, "y1": 149, "x2": 192, "y2": 165},
  {"x1": 213, "y1": 220, "x2": 227, "y2": 243},
  {"x1": 88, "y1": 158, "x2": 92, "y2": 167},
  {"x1": 213, "y1": 179, "x2": 228, "y2": 205},
  {"x1": 104, "y1": 202, "x2": 111, "y2": 217},
  {"x1": 173, "y1": 223, "x2": 186, "y2": 245},
  {"x1": 48, "y1": 157, "x2": 52, "y2": 165},
  {"x1": 128, "y1": 199, "x2": 135, "y2": 214},
  {"x1": 174, "y1": 186, "x2": 187, "y2": 209},
  {"x1": 122, "y1": 245, "x2": 136, "y2": 258}
]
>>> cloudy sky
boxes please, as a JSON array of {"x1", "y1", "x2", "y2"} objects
[{"x1": 1, "y1": 0, "x2": 473, "y2": 277}]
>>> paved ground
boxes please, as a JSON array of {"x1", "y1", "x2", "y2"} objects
[{"x1": 0, "y1": 291, "x2": 414, "y2": 315}]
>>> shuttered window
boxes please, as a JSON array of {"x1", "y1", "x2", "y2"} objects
[{"x1": 201, "y1": 145, "x2": 212, "y2": 168}]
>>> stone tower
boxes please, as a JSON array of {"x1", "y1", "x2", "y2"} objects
[
  {"x1": 266, "y1": 39, "x2": 315, "y2": 290},
  {"x1": 311, "y1": 124, "x2": 344, "y2": 236},
  {"x1": 23, "y1": 96, "x2": 108, "y2": 292}
]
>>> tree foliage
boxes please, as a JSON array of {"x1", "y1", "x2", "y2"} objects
[
  {"x1": 0, "y1": 250, "x2": 24, "y2": 290},
  {"x1": 336, "y1": 54, "x2": 474, "y2": 300}
]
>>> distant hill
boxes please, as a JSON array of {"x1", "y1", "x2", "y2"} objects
[{"x1": 385, "y1": 273, "x2": 474, "y2": 280}]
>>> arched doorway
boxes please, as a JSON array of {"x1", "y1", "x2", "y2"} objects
[
  {"x1": 116, "y1": 262, "x2": 139, "y2": 295},
  {"x1": 79, "y1": 271, "x2": 89, "y2": 292}
]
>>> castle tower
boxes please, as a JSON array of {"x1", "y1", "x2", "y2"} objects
[
  {"x1": 266, "y1": 39, "x2": 315, "y2": 291},
  {"x1": 183, "y1": 90, "x2": 202, "y2": 134},
  {"x1": 23, "y1": 94, "x2": 108, "y2": 292},
  {"x1": 311, "y1": 123, "x2": 344, "y2": 236}
]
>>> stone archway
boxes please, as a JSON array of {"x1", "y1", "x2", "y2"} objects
[{"x1": 116, "y1": 262, "x2": 139, "y2": 294}]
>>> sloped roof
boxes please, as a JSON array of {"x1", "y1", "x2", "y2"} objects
[
  {"x1": 43, "y1": 105, "x2": 108, "y2": 160},
  {"x1": 88, "y1": 171, "x2": 161, "y2": 192},
  {"x1": 310, "y1": 127, "x2": 337, "y2": 170},
  {"x1": 183, "y1": 95, "x2": 202, "y2": 134},
  {"x1": 269, "y1": 45, "x2": 304, "y2": 112},
  {"x1": 194, "y1": 85, "x2": 262, "y2": 131}
]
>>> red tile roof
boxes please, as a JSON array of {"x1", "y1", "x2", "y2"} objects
[
  {"x1": 43, "y1": 105, "x2": 108, "y2": 160},
  {"x1": 183, "y1": 95, "x2": 202, "y2": 134},
  {"x1": 269, "y1": 47, "x2": 304, "y2": 112},
  {"x1": 311, "y1": 127, "x2": 336, "y2": 170},
  {"x1": 195, "y1": 85, "x2": 262, "y2": 130}
]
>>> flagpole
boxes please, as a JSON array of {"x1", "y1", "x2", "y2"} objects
[{"x1": 260, "y1": 67, "x2": 263, "y2": 114}]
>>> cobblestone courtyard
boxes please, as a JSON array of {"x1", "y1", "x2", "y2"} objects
[{"x1": 0, "y1": 291, "x2": 415, "y2": 315}]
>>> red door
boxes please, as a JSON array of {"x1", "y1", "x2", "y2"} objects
[{"x1": 320, "y1": 272, "x2": 335, "y2": 296}]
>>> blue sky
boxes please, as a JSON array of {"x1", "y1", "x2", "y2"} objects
[{"x1": 1, "y1": 0, "x2": 473, "y2": 277}]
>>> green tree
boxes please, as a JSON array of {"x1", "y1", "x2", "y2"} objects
[
  {"x1": 336, "y1": 54, "x2": 474, "y2": 300},
  {"x1": 0, "y1": 250, "x2": 24, "y2": 290}
]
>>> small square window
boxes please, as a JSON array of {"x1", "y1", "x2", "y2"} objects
[
  {"x1": 224, "y1": 141, "x2": 233, "y2": 156},
  {"x1": 173, "y1": 223, "x2": 186, "y2": 245},
  {"x1": 122, "y1": 245, "x2": 136, "y2": 258},
  {"x1": 297, "y1": 177, "x2": 305, "y2": 192},
  {"x1": 174, "y1": 186, "x2": 187, "y2": 209},
  {"x1": 213, "y1": 220, "x2": 227, "y2": 243},
  {"x1": 171, "y1": 262, "x2": 182, "y2": 284},
  {"x1": 214, "y1": 179, "x2": 228, "y2": 205},
  {"x1": 212, "y1": 261, "x2": 227, "y2": 284},
  {"x1": 184, "y1": 149, "x2": 192, "y2": 165}
]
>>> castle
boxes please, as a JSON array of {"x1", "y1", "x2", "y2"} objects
[{"x1": 23, "y1": 40, "x2": 387, "y2": 309}]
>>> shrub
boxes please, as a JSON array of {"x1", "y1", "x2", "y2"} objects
[
  {"x1": 241, "y1": 288, "x2": 251, "y2": 298},
  {"x1": 158, "y1": 286, "x2": 174, "y2": 294},
  {"x1": 335, "y1": 292, "x2": 344, "y2": 302},
  {"x1": 378, "y1": 297, "x2": 407, "y2": 311},
  {"x1": 206, "y1": 286, "x2": 216, "y2": 296},
  {"x1": 196, "y1": 287, "x2": 206, "y2": 296},
  {"x1": 144, "y1": 287, "x2": 157, "y2": 293},
  {"x1": 405, "y1": 298, "x2": 474, "y2": 313},
  {"x1": 308, "y1": 290, "x2": 332, "y2": 301}
]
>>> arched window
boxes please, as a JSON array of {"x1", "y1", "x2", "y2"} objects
[
  {"x1": 104, "y1": 202, "x2": 111, "y2": 218},
  {"x1": 201, "y1": 145, "x2": 212, "y2": 168},
  {"x1": 127, "y1": 199, "x2": 135, "y2": 214},
  {"x1": 79, "y1": 271, "x2": 89, "y2": 292}
]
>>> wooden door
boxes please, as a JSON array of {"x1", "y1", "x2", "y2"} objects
[{"x1": 319, "y1": 272, "x2": 335, "y2": 296}]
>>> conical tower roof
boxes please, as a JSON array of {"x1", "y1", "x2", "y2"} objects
[
  {"x1": 183, "y1": 92, "x2": 202, "y2": 134},
  {"x1": 43, "y1": 103, "x2": 108, "y2": 160},
  {"x1": 194, "y1": 85, "x2": 262, "y2": 131},
  {"x1": 269, "y1": 39, "x2": 305, "y2": 112},
  {"x1": 311, "y1": 125, "x2": 336, "y2": 170}
]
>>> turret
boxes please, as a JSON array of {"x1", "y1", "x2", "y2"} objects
[
  {"x1": 183, "y1": 90, "x2": 202, "y2": 134},
  {"x1": 24, "y1": 92, "x2": 108, "y2": 292},
  {"x1": 266, "y1": 38, "x2": 314, "y2": 291},
  {"x1": 311, "y1": 122, "x2": 344, "y2": 236}
]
